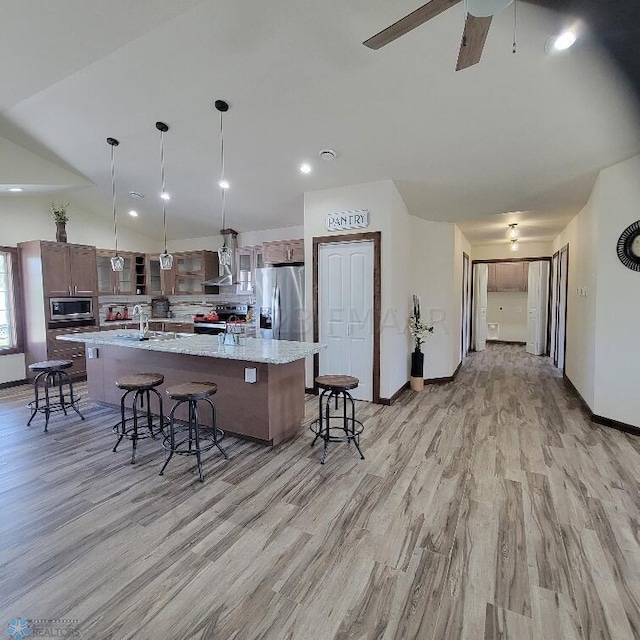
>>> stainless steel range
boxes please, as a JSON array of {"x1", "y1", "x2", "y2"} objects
[{"x1": 193, "y1": 303, "x2": 249, "y2": 335}]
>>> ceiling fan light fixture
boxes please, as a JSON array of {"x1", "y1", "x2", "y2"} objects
[
  {"x1": 509, "y1": 239, "x2": 520, "y2": 252},
  {"x1": 467, "y1": 0, "x2": 513, "y2": 18}
]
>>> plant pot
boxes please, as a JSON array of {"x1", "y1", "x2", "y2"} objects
[
  {"x1": 55, "y1": 221, "x2": 67, "y2": 243},
  {"x1": 410, "y1": 350, "x2": 424, "y2": 391}
]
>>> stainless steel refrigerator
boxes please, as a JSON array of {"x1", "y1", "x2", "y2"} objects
[{"x1": 255, "y1": 266, "x2": 305, "y2": 341}]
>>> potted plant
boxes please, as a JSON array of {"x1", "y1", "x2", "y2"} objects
[
  {"x1": 408, "y1": 294, "x2": 433, "y2": 391},
  {"x1": 50, "y1": 202, "x2": 69, "y2": 242}
]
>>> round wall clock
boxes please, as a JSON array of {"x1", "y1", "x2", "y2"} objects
[{"x1": 616, "y1": 220, "x2": 640, "y2": 271}]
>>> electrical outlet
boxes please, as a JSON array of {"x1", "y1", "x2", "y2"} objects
[{"x1": 244, "y1": 367, "x2": 257, "y2": 383}]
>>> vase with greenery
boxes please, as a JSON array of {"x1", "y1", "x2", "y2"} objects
[
  {"x1": 408, "y1": 294, "x2": 433, "y2": 391},
  {"x1": 50, "y1": 202, "x2": 69, "y2": 242}
]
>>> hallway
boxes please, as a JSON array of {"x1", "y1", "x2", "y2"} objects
[{"x1": 0, "y1": 344, "x2": 638, "y2": 639}]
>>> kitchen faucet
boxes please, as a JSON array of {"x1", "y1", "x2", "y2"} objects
[{"x1": 132, "y1": 304, "x2": 149, "y2": 338}]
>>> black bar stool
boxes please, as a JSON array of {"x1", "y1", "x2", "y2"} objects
[
  {"x1": 160, "y1": 382, "x2": 228, "y2": 482},
  {"x1": 113, "y1": 373, "x2": 165, "y2": 464},
  {"x1": 310, "y1": 375, "x2": 365, "y2": 464},
  {"x1": 27, "y1": 360, "x2": 85, "y2": 432}
]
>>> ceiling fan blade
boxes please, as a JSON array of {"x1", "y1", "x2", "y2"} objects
[
  {"x1": 363, "y1": 0, "x2": 463, "y2": 50},
  {"x1": 456, "y1": 13, "x2": 492, "y2": 70}
]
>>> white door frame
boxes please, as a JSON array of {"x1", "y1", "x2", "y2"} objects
[
  {"x1": 461, "y1": 252, "x2": 472, "y2": 358},
  {"x1": 313, "y1": 231, "x2": 381, "y2": 403}
]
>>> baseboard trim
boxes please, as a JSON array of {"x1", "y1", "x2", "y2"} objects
[
  {"x1": 380, "y1": 382, "x2": 410, "y2": 406},
  {"x1": 305, "y1": 387, "x2": 317, "y2": 395},
  {"x1": 487, "y1": 340, "x2": 526, "y2": 346},
  {"x1": 0, "y1": 378, "x2": 29, "y2": 390},
  {"x1": 564, "y1": 374, "x2": 639, "y2": 437},
  {"x1": 424, "y1": 360, "x2": 462, "y2": 385}
]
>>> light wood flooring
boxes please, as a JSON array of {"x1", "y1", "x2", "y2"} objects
[{"x1": 0, "y1": 344, "x2": 639, "y2": 639}]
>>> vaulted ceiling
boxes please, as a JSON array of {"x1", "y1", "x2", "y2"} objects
[{"x1": 1, "y1": 0, "x2": 639, "y2": 245}]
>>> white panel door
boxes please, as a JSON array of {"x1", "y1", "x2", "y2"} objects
[
  {"x1": 473, "y1": 263, "x2": 488, "y2": 351},
  {"x1": 527, "y1": 261, "x2": 550, "y2": 355},
  {"x1": 319, "y1": 241, "x2": 374, "y2": 401}
]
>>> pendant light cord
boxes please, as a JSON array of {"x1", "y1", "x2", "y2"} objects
[
  {"x1": 160, "y1": 129, "x2": 168, "y2": 253},
  {"x1": 513, "y1": 0, "x2": 518, "y2": 54},
  {"x1": 110, "y1": 143, "x2": 118, "y2": 255},
  {"x1": 220, "y1": 108, "x2": 226, "y2": 231}
]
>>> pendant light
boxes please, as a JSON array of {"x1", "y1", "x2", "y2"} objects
[
  {"x1": 216, "y1": 100, "x2": 232, "y2": 271},
  {"x1": 510, "y1": 239, "x2": 520, "y2": 252},
  {"x1": 156, "y1": 121, "x2": 173, "y2": 270},
  {"x1": 506, "y1": 223, "x2": 520, "y2": 240},
  {"x1": 107, "y1": 137, "x2": 124, "y2": 272}
]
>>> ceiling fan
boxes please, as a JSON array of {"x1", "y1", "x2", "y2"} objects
[{"x1": 364, "y1": 0, "x2": 524, "y2": 71}]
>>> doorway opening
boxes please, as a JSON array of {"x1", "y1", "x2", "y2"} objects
[
  {"x1": 472, "y1": 257, "x2": 552, "y2": 356},
  {"x1": 550, "y1": 244, "x2": 569, "y2": 372},
  {"x1": 461, "y1": 252, "x2": 472, "y2": 359}
]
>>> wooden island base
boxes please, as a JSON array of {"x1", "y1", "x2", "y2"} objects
[{"x1": 86, "y1": 345, "x2": 305, "y2": 445}]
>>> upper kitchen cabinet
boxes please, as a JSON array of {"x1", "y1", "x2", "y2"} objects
[
  {"x1": 262, "y1": 239, "x2": 304, "y2": 265},
  {"x1": 235, "y1": 245, "x2": 264, "y2": 292},
  {"x1": 487, "y1": 261, "x2": 529, "y2": 293},
  {"x1": 145, "y1": 253, "x2": 178, "y2": 296},
  {"x1": 173, "y1": 251, "x2": 219, "y2": 294},
  {"x1": 34, "y1": 241, "x2": 97, "y2": 297},
  {"x1": 96, "y1": 250, "x2": 139, "y2": 295}
]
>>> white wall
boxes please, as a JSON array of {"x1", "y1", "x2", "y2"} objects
[
  {"x1": 553, "y1": 196, "x2": 597, "y2": 408},
  {"x1": 0, "y1": 353, "x2": 26, "y2": 384},
  {"x1": 0, "y1": 194, "x2": 160, "y2": 251},
  {"x1": 487, "y1": 292, "x2": 527, "y2": 342},
  {"x1": 591, "y1": 156, "x2": 640, "y2": 426},
  {"x1": 304, "y1": 180, "x2": 411, "y2": 398},
  {"x1": 554, "y1": 153, "x2": 640, "y2": 428},
  {"x1": 472, "y1": 241, "x2": 553, "y2": 261},
  {"x1": 167, "y1": 225, "x2": 304, "y2": 252},
  {"x1": 410, "y1": 219, "x2": 459, "y2": 379}
]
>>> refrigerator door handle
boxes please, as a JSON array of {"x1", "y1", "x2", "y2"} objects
[
  {"x1": 275, "y1": 286, "x2": 281, "y2": 339},
  {"x1": 271, "y1": 285, "x2": 278, "y2": 339}
]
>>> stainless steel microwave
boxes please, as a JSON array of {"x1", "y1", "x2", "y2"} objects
[{"x1": 50, "y1": 297, "x2": 94, "y2": 322}]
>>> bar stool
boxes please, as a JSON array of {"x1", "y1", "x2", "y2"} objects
[
  {"x1": 160, "y1": 382, "x2": 228, "y2": 482},
  {"x1": 310, "y1": 375, "x2": 365, "y2": 465},
  {"x1": 113, "y1": 373, "x2": 165, "y2": 464},
  {"x1": 27, "y1": 360, "x2": 85, "y2": 432}
]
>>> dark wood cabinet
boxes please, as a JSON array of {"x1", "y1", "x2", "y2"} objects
[
  {"x1": 96, "y1": 250, "x2": 140, "y2": 295},
  {"x1": 40, "y1": 242, "x2": 97, "y2": 296},
  {"x1": 262, "y1": 239, "x2": 304, "y2": 265},
  {"x1": 487, "y1": 261, "x2": 528, "y2": 293}
]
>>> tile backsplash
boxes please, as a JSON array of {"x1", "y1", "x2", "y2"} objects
[{"x1": 98, "y1": 293, "x2": 255, "y2": 324}]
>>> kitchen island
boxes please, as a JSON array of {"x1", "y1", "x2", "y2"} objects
[{"x1": 58, "y1": 330, "x2": 324, "y2": 445}]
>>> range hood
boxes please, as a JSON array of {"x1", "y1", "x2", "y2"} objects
[{"x1": 204, "y1": 228, "x2": 238, "y2": 286}]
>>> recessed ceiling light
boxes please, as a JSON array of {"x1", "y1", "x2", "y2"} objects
[
  {"x1": 546, "y1": 29, "x2": 577, "y2": 54},
  {"x1": 160, "y1": 192, "x2": 170, "y2": 200},
  {"x1": 553, "y1": 30, "x2": 577, "y2": 50},
  {"x1": 219, "y1": 180, "x2": 230, "y2": 190},
  {"x1": 300, "y1": 163, "x2": 312, "y2": 174},
  {"x1": 319, "y1": 149, "x2": 337, "y2": 161},
  {"x1": 129, "y1": 191, "x2": 144, "y2": 199},
  {"x1": 128, "y1": 210, "x2": 138, "y2": 217}
]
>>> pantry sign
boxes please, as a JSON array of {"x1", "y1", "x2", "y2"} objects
[{"x1": 326, "y1": 209, "x2": 370, "y2": 232}]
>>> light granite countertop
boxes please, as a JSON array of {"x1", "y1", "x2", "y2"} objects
[{"x1": 58, "y1": 330, "x2": 325, "y2": 365}]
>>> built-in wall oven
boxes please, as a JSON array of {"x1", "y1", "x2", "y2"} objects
[{"x1": 49, "y1": 298, "x2": 95, "y2": 328}]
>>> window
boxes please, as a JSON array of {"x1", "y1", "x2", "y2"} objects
[{"x1": 0, "y1": 248, "x2": 21, "y2": 353}]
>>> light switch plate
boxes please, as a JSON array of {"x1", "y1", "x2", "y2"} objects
[
  {"x1": 244, "y1": 367, "x2": 257, "y2": 383},
  {"x1": 87, "y1": 347, "x2": 99, "y2": 359}
]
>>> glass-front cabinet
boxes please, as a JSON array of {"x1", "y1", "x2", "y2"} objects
[
  {"x1": 96, "y1": 251, "x2": 137, "y2": 295},
  {"x1": 235, "y1": 246, "x2": 265, "y2": 293}
]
